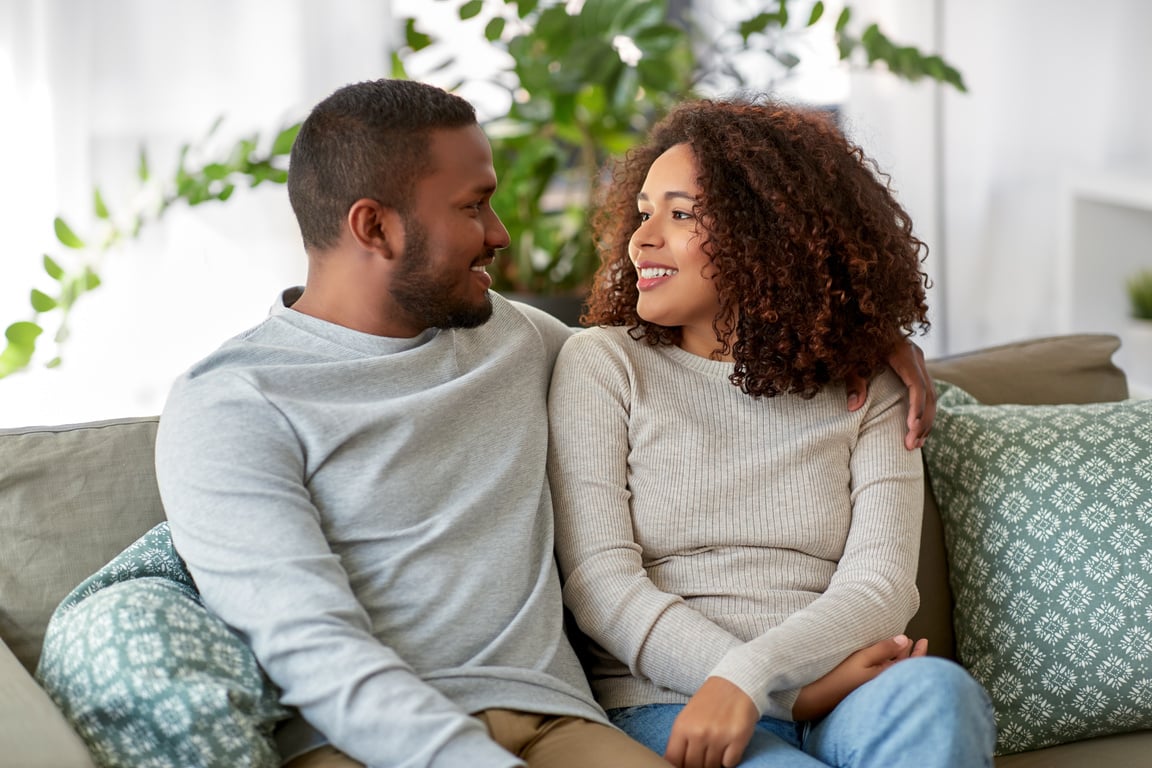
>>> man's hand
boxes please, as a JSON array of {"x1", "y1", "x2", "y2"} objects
[
  {"x1": 665, "y1": 677, "x2": 759, "y2": 768},
  {"x1": 845, "y1": 340, "x2": 936, "y2": 450},
  {"x1": 792, "y1": 634, "x2": 928, "y2": 721},
  {"x1": 887, "y1": 339, "x2": 935, "y2": 450}
]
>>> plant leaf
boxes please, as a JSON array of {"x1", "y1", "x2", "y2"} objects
[
  {"x1": 739, "y1": 12, "x2": 775, "y2": 40},
  {"x1": 459, "y1": 0, "x2": 483, "y2": 20},
  {"x1": 5, "y1": 320, "x2": 42, "y2": 345},
  {"x1": 391, "y1": 50, "x2": 410, "y2": 79},
  {"x1": 485, "y1": 15, "x2": 506, "y2": 41},
  {"x1": 30, "y1": 289, "x2": 57, "y2": 312},
  {"x1": 404, "y1": 18, "x2": 432, "y2": 51},
  {"x1": 54, "y1": 217, "x2": 85, "y2": 249},
  {"x1": 93, "y1": 187, "x2": 110, "y2": 219},
  {"x1": 272, "y1": 123, "x2": 300, "y2": 156},
  {"x1": 808, "y1": 1, "x2": 824, "y2": 26},
  {"x1": 835, "y1": 6, "x2": 851, "y2": 32},
  {"x1": 43, "y1": 254, "x2": 65, "y2": 281},
  {"x1": 0, "y1": 321, "x2": 42, "y2": 378}
]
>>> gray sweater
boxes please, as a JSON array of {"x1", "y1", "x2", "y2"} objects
[
  {"x1": 155, "y1": 292, "x2": 600, "y2": 768},
  {"x1": 548, "y1": 327, "x2": 923, "y2": 720}
]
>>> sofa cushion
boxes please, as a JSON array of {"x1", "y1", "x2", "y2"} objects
[
  {"x1": 36, "y1": 522, "x2": 288, "y2": 768},
  {"x1": 923, "y1": 382, "x2": 1152, "y2": 755},
  {"x1": 909, "y1": 334, "x2": 1130, "y2": 660},
  {"x1": 0, "y1": 417, "x2": 167, "y2": 673}
]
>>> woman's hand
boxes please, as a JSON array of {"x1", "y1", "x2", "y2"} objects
[
  {"x1": 792, "y1": 634, "x2": 928, "y2": 721},
  {"x1": 664, "y1": 677, "x2": 759, "y2": 768}
]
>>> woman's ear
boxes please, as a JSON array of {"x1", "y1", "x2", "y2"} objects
[{"x1": 346, "y1": 198, "x2": 403, "y2": 258}]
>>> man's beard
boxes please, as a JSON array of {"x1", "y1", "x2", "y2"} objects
[{"x1": 389, "y1": 217, "x2": 494, "y2": 330}]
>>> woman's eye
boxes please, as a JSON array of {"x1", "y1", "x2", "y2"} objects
[
  {"x1": 672, "y1": 210, "x2": 692, "y2": 220},
  {"x1": 637, "y1": 211, "x2": 651, "y2": 222}
]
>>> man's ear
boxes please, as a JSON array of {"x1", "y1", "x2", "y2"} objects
[{"x1": 347, "y1": 198, "x2": 403, "y2": 258}]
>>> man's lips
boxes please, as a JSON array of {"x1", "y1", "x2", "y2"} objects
[{"x1": 471, "y1": 253, "x2": 495, "y2": 288}]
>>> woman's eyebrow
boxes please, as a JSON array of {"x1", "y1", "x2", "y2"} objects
[{"x1": 636, "y1": 191, "x2": 698, "y2": 203}]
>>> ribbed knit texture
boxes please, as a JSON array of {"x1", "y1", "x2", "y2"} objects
[
  {"x1": 548, "y1": 326, "x2": 923, "y2": 720},
  {"x1": 156, "y1": 293, "x2": 599, "y2": 768}
]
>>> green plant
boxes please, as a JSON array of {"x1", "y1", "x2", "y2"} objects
[
  {"x1": 0, "y1": 121, "x2": 298, "y2": 379},
  {"x1": 398, "y1": 0, "x2": 965, "y2": 296},
  {"x1": 1127, "y1": 268, "x2": 1152, "y2": 320},
  {"x1": 2, "y1": 0, "x2": 965, "y2": 378}
]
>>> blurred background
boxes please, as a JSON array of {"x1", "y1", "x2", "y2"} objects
[{"x1": 1, "y1": 0, "x2": 1150, "y2": 427}]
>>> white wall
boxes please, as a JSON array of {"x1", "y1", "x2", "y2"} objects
[
  {"x1": 4, "y1": 0, "x2": 1150, "y2": 426},
  {"x1": 0, "y1": 0, "x2": 395, "y2": 426},
  {"x1": 843, "y1": 0, "x2": 1152, "y2": 362}
]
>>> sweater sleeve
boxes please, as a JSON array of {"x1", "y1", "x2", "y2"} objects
[
  {"x1": 548, "y1": 333, "x2": 743, "y2": 696},
  {"x1": 709, "y1": 370, "x2": 923, "y2": 718},
  {"x1": 156, "y1": 373, "x2": 521, "y2": 768}
]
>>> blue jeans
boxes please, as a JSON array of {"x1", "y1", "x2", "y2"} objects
[{"x1": 609, "y1": 657, "x2": 995, "y2": 767}]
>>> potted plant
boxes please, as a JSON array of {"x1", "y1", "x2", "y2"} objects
[
  {"x1": 1, "y1": 0, "x2": 965, "y2": 376},
  {"x1": 1122, "y1": 267, "x2": 1152, "y2": 392}
]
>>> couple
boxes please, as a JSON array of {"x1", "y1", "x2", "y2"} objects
[{"x1": 155, "y1": 79, "x2": 994, "y2": 768}]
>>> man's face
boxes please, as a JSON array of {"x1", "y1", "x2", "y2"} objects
[{"x1": 388, "y1": 125, "x2": 509, "y2": 332}]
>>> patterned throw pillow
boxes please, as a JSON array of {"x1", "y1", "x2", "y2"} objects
[
  {"x1": 36, "y1": 523, "x2": 289, "y2": 768},
  {"x1": 923, "y1": 382, "x2": 1152, "y2": 755}
]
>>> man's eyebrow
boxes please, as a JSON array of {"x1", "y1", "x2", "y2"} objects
[{"x1": 636, "y1": 191, "x2": 698, "y2": 203}]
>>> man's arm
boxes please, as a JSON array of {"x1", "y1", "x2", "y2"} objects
[{"x1": 155, "y1": 374, "x2": 520, "y2": 768}]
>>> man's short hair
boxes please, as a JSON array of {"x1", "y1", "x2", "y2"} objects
[{"x1": 287, "y1": 79, "x2": 478, "y2": 251}]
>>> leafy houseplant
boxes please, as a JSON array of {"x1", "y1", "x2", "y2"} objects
[
  {"x1": 2, "y1": 0, "x2": 965, "y2": 377},
  {"x1": 398, "y1": 0, "x2": 966, "y2": 315},
  {"x1": 1122, "y1": 268, "x2": 1152, "y2": 392},
  {"x1": 1127, "y1": 268, "x2": 1152, "y2": 320}
]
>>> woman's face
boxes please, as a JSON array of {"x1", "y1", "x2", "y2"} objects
[{"x1": 629, "y1": 143, "x2": 726, "y2": 359}]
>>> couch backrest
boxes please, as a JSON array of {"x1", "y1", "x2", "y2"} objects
[
  {"x1": 908, "y1": 333, "x2": 1129, "y2": 659},
  {"x1": 0, "y1": 417, "x2": 165, "y2": 674},
  {"x1": 0, "y1": 334, "x2": 1131, "y2": 674}
]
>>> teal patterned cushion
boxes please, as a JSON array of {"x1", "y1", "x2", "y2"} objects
[
  {"x1": 36, "y1": 523, "x2": 289, "y2": 767},
  {"x1": 924, "y1": 383, "x2": 1152, "y2": 755}
]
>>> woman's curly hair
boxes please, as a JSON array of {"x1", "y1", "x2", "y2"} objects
[{"x1": 585, "y1": 97, "x2": 931, "y2": 399}]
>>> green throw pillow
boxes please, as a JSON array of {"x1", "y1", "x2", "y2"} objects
[
  {"x1": 924, "y1": 383, "x2": 1152, "y2": 755},
  {"x1": 36, "y1": 523, "x2": 289, "y2": 768}
]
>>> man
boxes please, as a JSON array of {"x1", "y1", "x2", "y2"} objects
[{"x1": 155, "y1": 79, "x2": 934, "y2": 767}]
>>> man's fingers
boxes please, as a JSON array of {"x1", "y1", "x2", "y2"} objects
[{"x1": 845, "y1": 373, "x2": 867, "y2": 412}]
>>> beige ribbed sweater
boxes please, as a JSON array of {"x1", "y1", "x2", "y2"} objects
[{"x1": 547, "y1": 326, "x2": 923, "y2": 721}]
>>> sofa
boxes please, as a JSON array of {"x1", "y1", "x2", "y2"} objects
[{"x1": 0, "y1": 333, "x2": 1148, "y2": 767}]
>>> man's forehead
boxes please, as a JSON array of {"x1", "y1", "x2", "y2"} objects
[{"x1": 421, "y1": 126, "x2": 498, "y2": 189}]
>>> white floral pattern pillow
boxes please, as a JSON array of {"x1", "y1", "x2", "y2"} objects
[
  {"x1": 36, "y1": 523, "x2": 288, "y2": 767},
  {"x1": 924, "y1": 383, "x2": 1152, "y2": 755}
]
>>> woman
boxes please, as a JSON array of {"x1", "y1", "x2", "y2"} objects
[{"x1": 548, "y1": 98, "x2": 994, "y2": 768}]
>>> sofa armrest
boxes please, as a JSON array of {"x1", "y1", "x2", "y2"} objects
[{"x1": 0, "y1": 639, "x2": 94, "y2": 767}]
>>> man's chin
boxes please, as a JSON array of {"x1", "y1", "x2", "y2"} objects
[{"x1": 442, "y1": 295, "x2": 494, "y2": 329}]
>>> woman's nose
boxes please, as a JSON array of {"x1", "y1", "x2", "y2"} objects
[{"x1": 632, "y1": 218, "x2": 661, "y2": 249}]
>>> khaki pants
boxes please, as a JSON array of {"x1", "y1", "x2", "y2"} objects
[{"x1": 284, "y1": 709, "x2": 670, "y2": 767}]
